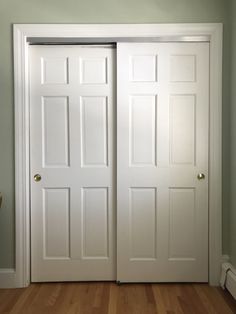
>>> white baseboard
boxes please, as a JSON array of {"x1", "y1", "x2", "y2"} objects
[
  {"x1": 221, "y1": 260, "x2": 236, "y2": 300},
  {"x1": 225, "y1": 267, "x2": 236, "y2": 300},
  {"x1": 0, "y1": 269, "x2": 16, "y2": 288}
]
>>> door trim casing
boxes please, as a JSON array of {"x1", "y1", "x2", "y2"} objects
[{"x1": 13, "y1": 23, "x2": 223, "y2": 287}]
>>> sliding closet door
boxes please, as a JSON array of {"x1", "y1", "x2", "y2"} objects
[
  {"x1": 117, "y1": 43, "x2": 209, "y2": 282},
  {"x1": 30, "y1": 45, "x2": 115, "y2": 281}
]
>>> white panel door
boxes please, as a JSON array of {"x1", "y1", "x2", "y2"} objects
[
  {"x1": 30, "y1": 45, "x2": 115, "y2": 281},
  {"x1": 117, "y1": 43, "x2": 209, "y2": 282}
]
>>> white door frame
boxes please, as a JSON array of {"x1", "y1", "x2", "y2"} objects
[{"x1": 13, "y1": 23, "x2": 223, "y2": 288}]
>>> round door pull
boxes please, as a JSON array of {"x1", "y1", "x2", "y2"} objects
[
  {"x1": 34, "y1": 174, "x2": 41, "y2": 182},
  {"x1": 197, "y1": 173, "x2": 205, "y2": 180}
]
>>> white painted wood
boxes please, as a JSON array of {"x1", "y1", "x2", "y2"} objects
[
  {"x1": 169, "y1": 189, "x2": 196, "y2": 258},
  {"x1": 170, "y1": 95, "x2": 196, "y2": 164},
  {"x1": 14, "y1": 23, "x2": 222, "y2": 288},
  {"x1": 81, "y1": 58, "x2": 107, "y2": 84},
  {"x1": 42, "y1": 57, "x2": 69, "y2": 84},
  {"x1": 14, "y1": 26, "x2": 31, "y2": 288},
  {"x1": 81, "y1": 97, "x2": 108, "y2": 166},
  {"x1": 131, "y1": 56, "x2": 157, "y2": 82},
  {"x1": 225, "y1": 267, "x2": 236, "y2": 300},
  {"x1": 30, "y1": 45, "x2": 115, "y2": 281},
  {"x1": 208, "y1": 25, "x2": 223, "y2": 286},
  {"x1": 42, "y1": 97, "x2": 70, "y2": 167},
  {"x1": 14, "y1": 23, "x2": 220, "y2": 39},
  {"x1": 221, "y1": 262, "x2": 236, "y2": 299},
  {"x1": 117, "y1": 42, "x2": 209, "y2": 282},
  {"x1": 44, "y1": 188, "x2": 70, "y2": 258},
  {"x1": 82, "y1": 188, "x2": 109, "y2": 258},
  {"x1": 0, "y1": 269, "x2": 16, "y2": 289},
  {"x1": 130, "y1": 188, "x2": 157, "y2": 259},
  {"x1": 170, "y1": 55, "x2": 196, "y2": 82},
  {"x1": 130, "y1": 96, "x2": 157, "y2": 165}
]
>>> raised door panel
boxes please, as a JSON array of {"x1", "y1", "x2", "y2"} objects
[
  {"x1": 130, "y1": 55, "x2": 157, "y2": 82},
  {"x1": 169, "y1": 188, "x2": 196, "y2": 260},
  {"x1": 41, "y1": 57, "x2": 69, "y2": 84},
  {"x1": 80, "y1": 57, "x2": 107, "y2": 84},
  {"x1": 42, "y1": 96, "x2": 70, "y2": 167},
  {"x1": 81, "y1": 96, "x2": 108, "y2": 167},
  {"x1": 43, "y1": 188, "x2": 70, "y2": 258},
  {"x1": 82, "y1": 188, "x2": 109, "y2": 258},
  {"x1": 170, "y1": 55, "x2": 196, "y2": 82},
  {"x1": 130, "y1": 95, "x2": 157, "y2": 166},
  {"x1": 169, "y1": 95, "x2": 196, "y2": 165},
  {"x1": 130, "y1": 188, "x2": 157, "y2": 260}
]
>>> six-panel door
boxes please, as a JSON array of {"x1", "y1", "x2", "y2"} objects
[
  {"x1": 30, "y1": 46, "x2": 116, "y2": 281},
  {"x1": 117, "y1": 43, "x2": 209, "y2": 282}
]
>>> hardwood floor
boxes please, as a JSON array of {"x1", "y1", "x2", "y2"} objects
[{"x1": 0, "y1": 283, "x2": 236, "y2": 314}]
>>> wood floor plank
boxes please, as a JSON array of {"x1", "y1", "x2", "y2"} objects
[
  {"x1": 108, "y1": 283, "x2": 118, "y2": 314},
  {"x1": 193, "y1": 284, "x2": 234, "y2": 314},
  {"x1": 0, "y1": 282, "x2": 236, "y2": 314},
  {"x1": 0, "y1": 289, "x2": 23, "y2": 313},
  {"x1": 218, "y1": 287, "x2": 236, "y2": 313},
  {"x1": 193, "y1": 284, "x2": 220, "y2": 314},
  {"x1": 8, "y1": 284, "x2": 41, "y2": 314},
  {"x1": 152, "y1": 284, "x2": 183, "y2": 314},
  {"x1": 178, "y1": 284, "x2": 209, "y2": 314}
]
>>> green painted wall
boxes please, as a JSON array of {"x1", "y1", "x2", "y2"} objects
[
  {"x1": 230, "y1": 0, "x2": 236, "y2": 267},
  {"x1": 0, "y1": 0, "x2": 230, "y2": 268}
]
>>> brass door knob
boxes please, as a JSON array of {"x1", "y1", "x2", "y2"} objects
[
  {"x1": 197, "y1": 173, "x2": 205, "y2": 180},
  {"x1": 34, "y1": 174, "x2": 41, "y2": 182}
]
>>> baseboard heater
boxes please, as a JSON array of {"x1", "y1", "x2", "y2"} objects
[{"x1": 221, "y1": 263, "x2": 236, "y2": 300}]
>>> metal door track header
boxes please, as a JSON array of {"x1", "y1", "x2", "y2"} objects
[{"x1": 27, "y1": 36, "x2": 210, "y2": 45}]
